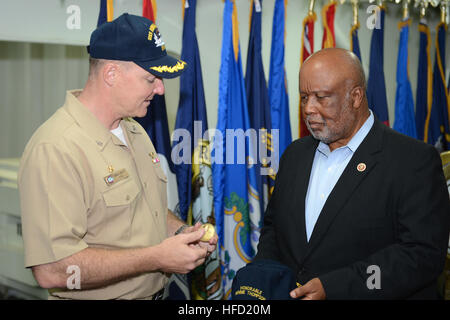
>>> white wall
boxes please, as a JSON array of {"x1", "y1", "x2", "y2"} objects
[{"x1": 0, "y1": 0, "x2": 449, "y2": 158}]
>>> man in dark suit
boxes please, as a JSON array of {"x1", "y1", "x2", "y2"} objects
[{"x1": 255, "y1": 48, "x2": 450, "y2": 299}]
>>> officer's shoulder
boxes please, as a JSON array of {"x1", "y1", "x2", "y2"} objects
[{"x1": 24, "y1": 108, "x2": 76, "y2": 150}]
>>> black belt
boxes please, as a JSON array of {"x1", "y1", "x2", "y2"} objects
[{"x1": 151, "y1": 288, "x2": 165, "y2": 300}]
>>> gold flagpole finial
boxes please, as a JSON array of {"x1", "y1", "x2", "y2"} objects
[
  {"x1": 440, "y1": 0, "x2": 448, "y2": 24},
  {"x1": 308, "y1": 0, "x2": 316, "y2": 15},
  {"x1": 414, "y1": 0, "x2": 428, "y2": 20},
  {"x1": 351, "y1": 0, "x2": 359, "y2": 26},
  {"x1": 402, "y1": 0, "x2": 411, "y2": 20},
  {"x1": 369, "y1": 0, "x2": 385, "y2": 7}
]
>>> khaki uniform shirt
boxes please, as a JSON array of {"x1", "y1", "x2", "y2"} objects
[{"x1": 18, "y1": 90, "x2": 169, "y2": 299}]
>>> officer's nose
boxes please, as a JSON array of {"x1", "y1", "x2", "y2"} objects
[{"x1": 153, "y1": 78, "x2": 165, "y2": 96}]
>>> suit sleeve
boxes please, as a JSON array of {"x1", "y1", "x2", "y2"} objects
[{"x1": 319, "y1": 145, "x2": 450, "y2": 299}]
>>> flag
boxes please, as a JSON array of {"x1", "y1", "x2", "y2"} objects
[
  {"x1": 367, "y1": 6, "x2": 389, "y2": 126},
  {"x1": 171, "y1": 0, "x2": 222, "y2": 300},
  {"x1": 245, "y1": 0, "x2": 273, "y2": 210},
  {"x1": 143, "y1": 0, "x2": 157, "y2": 22},
  {"x1": 321, "y1": 1, "x2": 337, "y2": 49},
  {"x1": 135, "y1": 0, "x2": 189, "y2": 300},
  {"x1": 97, "y1": 0, "x2": 114, "y2": 26},
  {"x1": 393, "y1": 19, "x2": 417, "y2": 138},
  {"x1": 299, "y1": 10, "x2": 316, "y2": 138},
  {"x1": 213, "y1": 0, "x2": 262, "y2": 299},
  {"x1": 268, "y1": 0, "x2": 292, "y2": 166},
  {"x1": 426, "y1": 22, "x2": 450, "y2": 151},
  {"x1": 415, "y1": 21, "x2": 432, "y2": 141},
  {"x1": 350, "y1": 22, "x2": 362, "y2": 61}
]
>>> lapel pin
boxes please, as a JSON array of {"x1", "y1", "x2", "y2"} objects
[{"x1": 357, "y1": 162, "x2": 366, "y2": 172}]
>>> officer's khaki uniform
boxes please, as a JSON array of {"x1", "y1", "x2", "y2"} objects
[{"x1": 18, "y1": 90, "x2": 169, "y2": 299}]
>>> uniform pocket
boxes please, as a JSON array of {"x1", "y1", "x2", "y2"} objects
[{"x1": 102, "y1": 179, "x2": 141, "y2": 207}]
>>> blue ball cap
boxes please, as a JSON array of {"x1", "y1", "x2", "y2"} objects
[
  {"x1": 231, "y1": 259, "x2": 298, "y2": 300},
  {"x1": 87, "y1": 13, "x2": 187, "y2": 79}
]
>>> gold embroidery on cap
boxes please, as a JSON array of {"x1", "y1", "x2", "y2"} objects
[
  {"x1": 147, "y1": 23, "x2": 157, "y2": 41},
  {"x1": 150, "y1": 61, "x2": 186, "y2": 73}
]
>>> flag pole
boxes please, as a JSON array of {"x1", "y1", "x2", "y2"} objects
[
  {"x1": 308, "y1": 0, "x2": 315, "y2": 14},
  {"x1": 351, "y1": 0, "x2": 359, "y2": 27}
]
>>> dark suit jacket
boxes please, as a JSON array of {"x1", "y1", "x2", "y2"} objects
[{"x1": 255, "y1": 119, "x2": 450, "y2": 299}]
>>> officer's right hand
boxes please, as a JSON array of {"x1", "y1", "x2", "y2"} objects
[{"x1": 155, "y1": 228, "x2": 207, "y2": 274}]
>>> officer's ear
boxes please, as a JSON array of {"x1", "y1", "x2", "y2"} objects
[{"x1": 102, "y1": 62, "x2": 119, "y2": 87}]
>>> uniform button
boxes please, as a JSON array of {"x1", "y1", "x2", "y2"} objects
[
  {"x1": 144, "y1": 182, "x2": 147, "y2": 188},
  {"x1": 155, "y1": 210, "x2": 158, "y2": 217},
  {"x1": 96, "y1": 141, "x2": 103, "y2": 146},
  {"x1": 126, "y1": 195, "x2": 130, "y2": 201}
]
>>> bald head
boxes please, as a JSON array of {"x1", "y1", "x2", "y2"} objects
[{"x1": 302, "y1": 48, "x2": 366, "y2": 92}]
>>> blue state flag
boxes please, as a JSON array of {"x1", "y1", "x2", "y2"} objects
[
  {"x1": 171, "y1": 0, "x2": 222, "y2": 300},
  {"x1": 415, "y1": 21, "x2": 432, "y2": 141},
  {"x1": 245, "y1": 0, "x2": 273, "y2": 211},
  {"x1": 367, "y1": 7, "x2": 389, "y2": 126},
  {"x1": 212, "y1": 0, "x2": 262, "y2": 299},
  {"x1": 393, "y1": 20, "x2": 417, "y2": 138},
  {"x1": 426, "y1": 22, "x2": 450, "y2": 151},
  {"x1": 268, "y1": 0, "x2": 291, "y2": 182},
  {"x1": 97, "y1": 0, "x2": 113, "y2": 26},
  {"x1": 350, "y1": 23, "x2": 362, "y2": 61}
]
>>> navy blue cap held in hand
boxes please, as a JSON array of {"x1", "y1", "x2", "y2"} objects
[
  {"x1": 87, "y1": 13, "x2": 186, "y2": 79},
  {"x1": 231, "y1": 259, "x2": 298, "y2": 300}
]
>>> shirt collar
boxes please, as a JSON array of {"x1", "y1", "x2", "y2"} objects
[
  {"x1": 63, "y1": 90, "x2": 141, "y2": 151},
  {"x1": 317, "y1": 110, "x2": 374, "y2": 155}
]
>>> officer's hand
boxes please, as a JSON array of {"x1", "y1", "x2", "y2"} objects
[
  {"x1": 290, "y1": 278, "x2": 326, "y2": 300},
  {"x1": 157, "y1": 228, "x2": 207, "y2": 274},
  {"x1": 187, "y1": 222, "x2": 218, "y2": 256}
]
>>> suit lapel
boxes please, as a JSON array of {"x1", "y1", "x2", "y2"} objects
[
  {"x1": 301, "y1": 120, "x2": 385, "y2": 262},
  {"x1": 288, "y1": 137, "x2": 319, "y2": 264}
]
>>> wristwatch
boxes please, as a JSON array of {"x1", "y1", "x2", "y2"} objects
[{"x1": 174, "y1": 224, "x2": 189, "y2": 235}]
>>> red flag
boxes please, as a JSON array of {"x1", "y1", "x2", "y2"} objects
[
  {"x1": 321, "y1": 1, "x2": 337, "y2": 49},
  {"x1": 299, "y1": 11, "x2": 316, "y2": 138},
  {"x1": 143, "y1": 0, "x2": 156, "y2": 22}
]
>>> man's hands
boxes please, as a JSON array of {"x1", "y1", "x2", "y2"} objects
[
  {"x1": 156, "y1": 222, "x2": 218, "y2": 274},
  {"x1": 290, "y1": 278, "x2": 326, "y2": 300}
]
